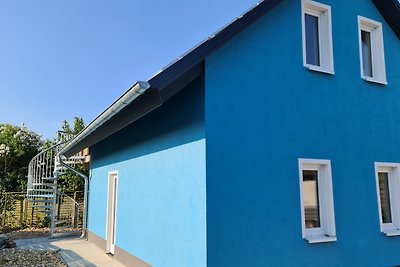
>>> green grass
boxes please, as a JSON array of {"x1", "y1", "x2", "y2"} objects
[{"x1": 0, "y1": 257, "x2": 8, "y2": 265}]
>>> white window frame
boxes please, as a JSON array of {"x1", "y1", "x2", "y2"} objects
[
  {"x1": 299, "y1": 159, "x2": 337, "y2": 243},
  {"x1": 358, "y1": 16, "x2": 387, "y2": 85},
  {"x1": 374, "y1": 163, "x2": 400, "y2": 236},
  {"x1": 301, "y1": 0, "x2": 334, "y2": 74}
]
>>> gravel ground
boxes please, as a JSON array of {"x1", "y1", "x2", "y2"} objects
[
  {"x1": 7, "y1": 227, "x2": 81, "y2": 240},
  {"x1": 0, "y1": 248, "x2": 66, "y2": 266},
  {"x1": 0, "y1": 228, "x2": 81, "y2": 266}
]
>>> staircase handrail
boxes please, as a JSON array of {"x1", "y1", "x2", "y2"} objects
[
  {"x1": 56, "y1": 154, "x2": 89, "y2": 238},
  {"x1": 56, "y1": 190, "x2": 80, "y2": 207},
  {"x1": 27, "y1": 140, "x2": 69, "y2": 191},
  {"x1": 56, "y1": 190, "x2": 81, "y2": 228},
  {"x1": 28, "y1": 138, "x2": 72, "y2": 169}
]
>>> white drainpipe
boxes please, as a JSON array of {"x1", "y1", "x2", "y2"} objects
[{"x1": 58, "y1": 80, "x2": 151, "y2": 238}]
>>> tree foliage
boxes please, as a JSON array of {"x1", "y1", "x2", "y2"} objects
[
  {"x1": 0, "y1": 117, "x2": 87, "y2": 193},
  {"x1": 0, "y1": 124, "x2": 42, "y2": 192},
  {"x1": 61, "y1": 117, "x2": 85, "y2": 135}
]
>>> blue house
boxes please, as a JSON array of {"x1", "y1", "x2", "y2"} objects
[{"x1": 59, "y1": 0, "x2": 400, "y2": 266}]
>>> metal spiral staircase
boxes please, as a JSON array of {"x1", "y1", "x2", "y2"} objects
[{"x1": 26, "y1": 133, "x2": 86, "y2": 238}]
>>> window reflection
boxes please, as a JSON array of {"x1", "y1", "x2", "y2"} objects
[
  {"x1": 305, "y1": 14, "x2": 320, "y2": 66},
  {"x1": 303, "y1": 170, "x2": 321, "y2": 228},
  {"x1": 361, "y1": 30, "x2": 373, "y2": 77},
  {"x1": 378, "y1": 172, "x2": 392, "y2": 224}
]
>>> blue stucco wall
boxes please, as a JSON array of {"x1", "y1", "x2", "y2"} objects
[
  {"x1": 89, "y1": 75, "x2": 206, "y2": 267},
  {"x1": 205, "y1": 0, "x2": 400, "y2": 266}
]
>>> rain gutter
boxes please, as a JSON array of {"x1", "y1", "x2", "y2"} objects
[{"x1": 59, "y1": 81, "x2": 151, "y2": 157}]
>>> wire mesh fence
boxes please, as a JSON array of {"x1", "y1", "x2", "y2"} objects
[{"x1": 0, "y1": 191, "x2": 83, "y2": 230}]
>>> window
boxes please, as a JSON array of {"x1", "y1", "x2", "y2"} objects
[
  {"x1": 302, "y1": 0, "x2": 334, "y2": 74},
  {"x1": 358, "y1": 16, "x2": 387, "y2": 85},
  {"x1": 375, "y1": 163, "x2": 400, "y2": 236},
  {"x1": 299, "y1": 159, "x2": 336, "y2": 243}
]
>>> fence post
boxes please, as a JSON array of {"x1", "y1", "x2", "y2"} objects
[
  {"x1": 31, "y1": 205, "x2": 34, "y2": 227},
  {"x1": 72, "y1": 191, "x2": 77, "y2": 228},
  {"x1": 23, "y1": 197, "x2": 28, "y2": 226},
  {"x1": 0, "y1": 194, "x2": 2, "y2": 227},
  {"x1": 0, "y1": 193, "x2": 2, "y2": 227},
  {"x1": 19, "y1": 197, "x2": 23, "y2": 227},
  {"x1": 2, "y1": 194, "x2": 7, "y2": 228},
  {"x1": 57, "y1": 194, "x2": 61, "y2": 221}
]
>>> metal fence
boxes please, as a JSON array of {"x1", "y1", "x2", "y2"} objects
[{"x1": 0, "y1": 191, "x2": 83, "y2": 229}]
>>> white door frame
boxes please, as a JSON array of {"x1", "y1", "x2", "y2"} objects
[{"x1": 106, "y1": 171, "x2": 118, "y2": 255}]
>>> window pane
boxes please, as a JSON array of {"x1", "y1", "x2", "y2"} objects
[
  {"x1": 305, "y1": 14, "x2": 320, "y2": 66},
  {"x1": 361, "y1": 30, "x2": 373, "y2": 77},
  {"x1": 378, "y1": 172, "x2": 392, "y2": 224},
  {"x1": 303, "y1": 170, "x2": 321, "y2": 228}
]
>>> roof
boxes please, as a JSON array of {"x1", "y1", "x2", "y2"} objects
[
  {"x1": 60, "y1": 0, "x2": 282, "y2": 157},
  {"x1": 61, "y1": 0, "x2": 400, "y2": 157},
  {"x1": 372, "y1": 0, "x2": 400, "y2": 39}
]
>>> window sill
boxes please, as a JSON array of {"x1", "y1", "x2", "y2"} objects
[
  {"x1": 304, "y1": 64, "x2": 334, "y2": 75},
  {"x1": 362, "y1": 76, "x2": 387, "y2": 85},
  {"x1": 383, "y1": 229, "x2": 400, "y2": 237},
  {"x1": 306, "y1": 235, "x2": 337, "y2": 244}
]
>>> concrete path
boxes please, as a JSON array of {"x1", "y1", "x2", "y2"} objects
[{"x1": 16, "y1": 236, "x2": 125, "y2": 267}]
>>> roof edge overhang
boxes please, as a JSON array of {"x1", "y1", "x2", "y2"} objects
[
  {"x1": 372, "y1": 0, "x2": 400, "y2": 39},
  {"x1": 60, "y1": 0, "x2": 283, "y2": 157},
  {"x1": 61, "y1": 81, "x2": 157, "y2": 157}
]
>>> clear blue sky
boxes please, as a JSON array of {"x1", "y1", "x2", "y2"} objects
[{"x1": 0, "y1": 0, "x2": 256, "y2": 139}]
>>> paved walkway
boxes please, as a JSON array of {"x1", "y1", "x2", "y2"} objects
[{"x1": 16, "y1": 236, "x2": 125, "y2": 267}]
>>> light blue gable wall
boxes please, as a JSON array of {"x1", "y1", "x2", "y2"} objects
[
  {"x1": 205, "y1": 0, "x2": 400, "y2": 266},
  {"x1": 89, "y1": 75, "x2": 206, "y2": 267}
]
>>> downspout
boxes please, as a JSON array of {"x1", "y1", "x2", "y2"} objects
[
  {"x1": 57, "y1": 81, "x2": 153, "y2": 239},
  {"x1": 57, "y1": 154, "x2": 89, "y2": 239}
]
